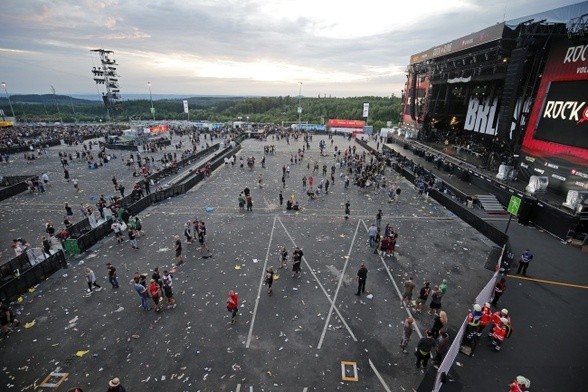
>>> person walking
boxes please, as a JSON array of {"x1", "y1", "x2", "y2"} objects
[
  {"x1": 400, "y1": 317, "x2": 415, "y2": 354},
  {"x1": 85, "y1": 267, "x2": 102, "y2": 294},
  {"x1": 264, "y1": 267, "x2": 274, "y2": 295},
  {"x1": 246, "y1": 193, "x2": 253, "y2": 212},
  {"x1": 128, "y1": 228, "x2": 139, "y2": 249},
  {"x1": 355, "y1": 263, "x2": 368, "y2": 295},
  {"x1": 375, "y1": 209, "x2": 382, "y2": 229},
  {"x1": 516, "y1": 249, "x2": 533, "y2": 276},
  {"x1": 415, "y1": 330, "x2": 437, "y2": 370},
  {"x1": 279, "y1": 191, "x2": 284, "y2": 206},
  {"x1": 491, "y1": 277, "x2": 506, "y2": 307},
  {"x1": 344, "y1": 201, "x2": 350, "y2": 219},
  {"x1": 226, "y1": 290, "x2": 239, "y2": 324},
  {"x1": 175, "y1": 235, "x2": 184, "y2": 265},
  {"x1": 106, "y1": 262, "x2": 119, "y2": 289},
  {"x1": 402, "y1": 277, "x2": 416, "y2": 308},
  {"x1": 111, "y1": 220, "x2": 124, "y2": 244}
]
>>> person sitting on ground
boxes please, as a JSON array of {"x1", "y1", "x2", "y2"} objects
[
  {"x1": 286, "y1": 199, "x2": 293, "y2": 210},
  {"x1": 292, "y1": 201, "x2": 300, "y2": 211}
]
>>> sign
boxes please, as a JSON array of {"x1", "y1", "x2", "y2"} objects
[
  {"x1": 183, "y1": 100, "x2": 189, "y2": 114},
  {"x1": 464, "y1": 96, "x2": 499, "y2": 135},
  {"x1": 327, "y1": 119, "x2": 366, "y2": 128},
  {"x1": 409, "y1": 23, "x2": 505, "y2": 64},
  {"x1": 362, "y1": 102, "x2": 369, "y2": 118},
  {"x1": 507, "y1": 195, "x2": 522, "y2": 215},
  {"x1": 148, "y1": 124, "x2": 169, "y2": 133},
  {"x1": 150, "y1": 107, "x2": 155, "y2": 115},
  {"x1": 533, "y1": 80, "x2": 588, "y2": 149}
]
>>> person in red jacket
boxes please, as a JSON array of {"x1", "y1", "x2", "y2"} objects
[
  {"x1": 226, "y1": 290, "x2": 239, "y2": 324},
  {"x1": 477, "y1": 303, "x2": 492, "y2": 336},
  {"x1": 148, "y1": 279, "x2": 161, "y2": 312},
  {"x1": 490, "y1": 318, "x2": 511, "y2": 351},
  {"x1": 508, "y1": 375, "x2": 530, "y2": 391},
  {"x1": 489, "y1": 308, "x2": 511, "y2": 336}
]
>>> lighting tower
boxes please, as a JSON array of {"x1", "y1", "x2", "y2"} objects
[{"x1": 90, "y1": 49, "x2": 122, "y2": 120}]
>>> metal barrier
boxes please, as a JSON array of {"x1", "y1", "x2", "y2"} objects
[
  {"x1": 0, "y1": 181, "x2": 28, "y2": 202},
  {"x1": 76, "y1": 218, "x2": 113, "y2": 253},
  {"x1": 0, "y1": 250, "x2": 66, "y2": 302}
]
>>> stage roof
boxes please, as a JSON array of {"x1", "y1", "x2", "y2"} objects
[{"x1": 409, "y1": 1, "x2": 588, "y2": 65}]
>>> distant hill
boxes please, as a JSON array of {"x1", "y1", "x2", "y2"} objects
[{"x1": 2, "y1": 94, "x2": 97, "y2": 106}]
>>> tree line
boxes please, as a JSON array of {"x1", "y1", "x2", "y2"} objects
[{"x1": 1, "y1": 94, "x2": 402, "y2": 129}]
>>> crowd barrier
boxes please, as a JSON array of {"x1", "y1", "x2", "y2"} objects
[
  {"x1": 0, "y1": 249, "x2": 67, "y2": 302},
  {"x1": 0, "y1": 181, "x2": 28, "y2": 202},
  {"x1": 0, "y1": 175, "x2": 34, "y2": 186}
]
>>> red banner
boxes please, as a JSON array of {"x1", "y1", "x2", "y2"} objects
[
  {"x1": 327, "y1": 119, "x2": 365, "y2": 128},
  {"x1": 149, "y1": 125, "x2": 170, "y2": 133}
]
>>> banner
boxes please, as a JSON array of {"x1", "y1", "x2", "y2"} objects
[
  {"x1": 533, "y1": 80, "x2": 588, "y2": 149},
  {"x1": 327, "y1": 119, "x2": 365, "y2": 128},
  {"x1": 183, "y1": 100, "x2": 189, "y2": 114},
  {"x1": 362, "y1": 102, "x2": 369, "y2": 118}
]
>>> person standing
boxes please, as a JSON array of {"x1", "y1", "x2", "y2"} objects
[
  {"x1": 491, "y1": 278, "x2": 506, "y2": 307},
  {"x1": 106, "y1": 262, "x2": 119, "y2": 289},
  {"x1": 85, "y1": 267, "x2": 102, "y2": 294},
  {"x1": 226, "y1": 290, "x2": 239, "y2": 324},
  {"x1": 428, "y1": 285, "x2": 443, "y2": 316},
  {"x1": 1, "y1": 302, "x2": 20, "y2": 335},
  {"x1": 72, "y1": 178, "x2": 79, "y2": 193},
  {"x1": 430, "y1": 310, "x2": 448, "y2": 339},
  {"x1": 264, "y1": 267, "x2": 274, "y2": 295},
  {"x1": 434, "y1": 331, "x2": 450, "y2": 368},
  {"x1": 111, "y1": 220, "x2": 123, "y2": 244},
  {"x1": 64, "y1": 202, "x2": 74, "y2": 218},
  {"x1": 148, "y1": 279, "x2": 162, "y2": 312},
  {"x1": 375, "y1": 209, "x2": 382, "y2": 229},
  {"x1": 415, "y1": 281, "x2": 431, "y2": 313},
  {"x1": 107, "y1": 377, "x2": 126, "y2": 392},
  {"x1": 175, "y1": 235, "x2": 184, "y2": 265},
  {"x1": 128, "y1": 228, "x2": 139, "y2": 249},
  {"x1": 162, "y1": 270, "x2": 177, "y2": 309},
  {"x1": 132, "y1": 277, "x2": 150, "y2": 311},
  {"x1": 415, "y1": 330, "x2": 437, "y2": 370},
  {"x1": 401, "y1": 277, "x2": 416, "y2": 308},
  {"x1": 490, "y1": 317, "x2": 511, "y2": 351},
  {"x1": 509, "y1": 376, "x2": 531, "y2": 392},
  {"x1": 355, "y1": 263, "x2": 368, "y2": 295},
  {"x1": 197, "y1": 221, "x2": 210, "y2": 255},
  {"x1": 246, "y1": 193, "x2": 253, "y2": 212},
  {"x1": 439, "y1": 279, "x2": 448, "y2": 295},
  {"x1": 367, "y1": 223, "x2": 378, "y2": 248},
  {"x1": 279, "y1": 246, "x2": 288, "y2": 269},
  {"x1": 344, "y1": 201, "x2": 350, "y2": 219},
  {"x1": 279, "y1": 191, "x2": 284, "y2": 206},
  {"x1": 183, "y1": 221, "x2": 193, "y2": 244},
  {"x1": 516, "y1": 249, "x2": 533, "y2": 276},
  {"x1": 400, "y1": 316, "x2": 415, "y2": 354},
  {"x1": 292, "y1": 246, "x2": 303, "y2": 278}
]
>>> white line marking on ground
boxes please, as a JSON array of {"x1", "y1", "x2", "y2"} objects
[
  {"x1": 235, "y1": 384, "x2": 241, "y2": 392},
  {"x1": 317, "y1": 218, "x2": 361, "y2": 349},
  {"x1": 277, "y1": 216, "x2": 358, "y2": 345},
  {"x1": 369, "y1": 358, "x2": 392, "y2": 392},
  {"x1": 361, "y1": 220, "x2": 423, "y2": 339},
  {"x1": 246, "y1": 215, "x2": 277, "y2": 348}
]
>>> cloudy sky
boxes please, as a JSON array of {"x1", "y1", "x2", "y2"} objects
[{"x1": 0, "y1": 0, "x2": 578, "y2": 98}]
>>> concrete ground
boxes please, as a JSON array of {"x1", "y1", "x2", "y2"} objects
[{"x1": 0, "y1": 134, "x2": 497, "y2": 391}]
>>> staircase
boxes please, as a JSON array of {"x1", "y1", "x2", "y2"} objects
[{"x1": 476, "y1": 194, "x2": 507, "y2": 215}]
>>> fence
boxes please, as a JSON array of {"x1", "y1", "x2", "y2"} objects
[
  {"x1": 0, "y1": 181, "x2": 29, "y2": 202},
  {"x1": 0, "y1": 249, "x2": 67, "y2": 302}
]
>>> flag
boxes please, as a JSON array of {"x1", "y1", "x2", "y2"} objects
[
  {"x1": 362, "y1": 102, "x2": 369, "y2": 118},
  {"x1": 183, "y1": 100, "x2": 189, "y2": 114}
]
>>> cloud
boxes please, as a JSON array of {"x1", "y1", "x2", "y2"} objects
[{"x1": 0, "y1": 0, "x2": 582, "y2": 96}]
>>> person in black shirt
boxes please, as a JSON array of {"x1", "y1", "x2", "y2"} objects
[
  {"x1": 415, "y1": 330, "x2": 437, "y2": 369},
  {"x1": 292, "y1": 247, "x2": 303, "y2": 278},
  {"x1": 355, "y1": 263, "x2": 368, "y2": 295}
]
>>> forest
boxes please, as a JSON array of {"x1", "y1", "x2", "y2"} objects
[{"x1": 0, "y1": 94, "x2": 403, "y2": 130}]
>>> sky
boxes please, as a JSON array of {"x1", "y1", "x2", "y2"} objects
[{"x1": 0, "y1": 0, "x2": 579, "y2": 99}]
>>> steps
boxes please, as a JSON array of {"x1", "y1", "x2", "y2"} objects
[{"x1": 476, "y1": 194, "x2": 507, "y2": 215}]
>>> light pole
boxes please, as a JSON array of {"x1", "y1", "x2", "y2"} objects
[
  {"x1": 2, "y1": 82, "x2": 16, "y2": 121},
  {"x1": 297, "y1": 82, "x2": 303, "y2": 125},
  {"x1": 147, "y1": 81, "x2": 155, "y2": 121}
]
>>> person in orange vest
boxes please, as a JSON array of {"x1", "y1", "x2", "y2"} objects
[
  {"x1": 490, "y1": 317, "x2": 511, "y2": 351},
  {"x1": 477, "y1": 303, "x2": 492, "y2": 337},
  {"x1": 489, "y1": 308, "x2": 511, "y2": 336},
  {"x1": 461, "y1": 304, "x2": 482, "y2": 355},
  {"x1": 508, "y1": 375, "x2": 530, "y2": 391}
]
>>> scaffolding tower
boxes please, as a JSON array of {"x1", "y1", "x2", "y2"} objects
[{"x1": 90, "y1": 49, "x2": 121, "y2": 119}]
